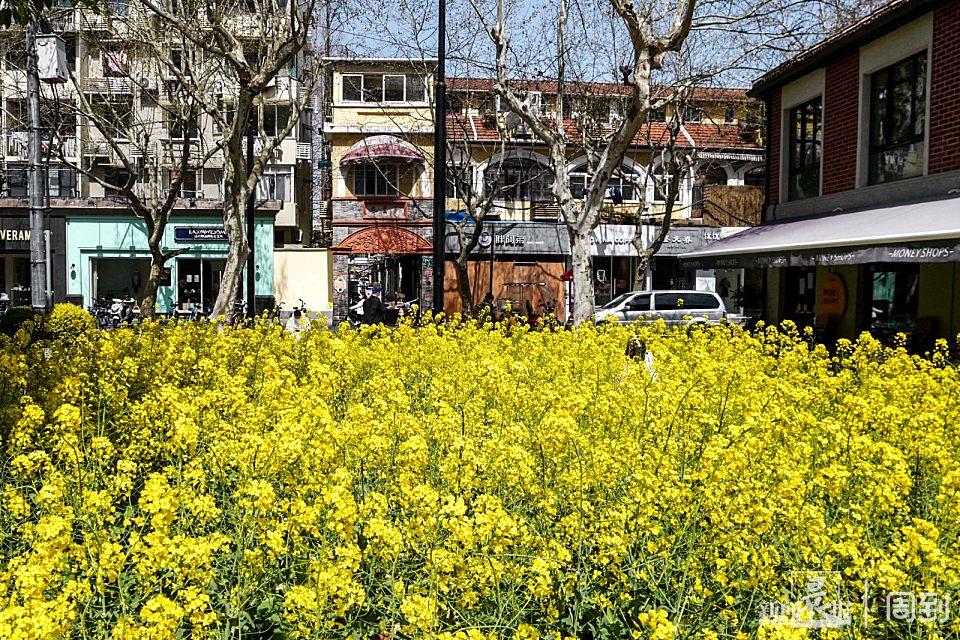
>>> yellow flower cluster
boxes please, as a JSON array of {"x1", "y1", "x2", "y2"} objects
[{"x1": 1, "y1": 315, "x2": 960, "y2": 639}]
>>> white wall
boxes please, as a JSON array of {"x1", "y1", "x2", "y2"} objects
[{"x1": 273, "y1": 248, "x2": 333, "y2": 311}]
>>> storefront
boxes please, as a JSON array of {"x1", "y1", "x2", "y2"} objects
[
  {"x1": 592, "y1": 224, "x2": 749, "y2": 311},
  {"x1": 0, "y1": 214, "x2": 67, "y2": 305},
  {"x1": 331, "y1": 222, "x2": 434, "y2": 323},
  {"x1": 66, "y1": 215, "x2": 275, "y2": 314},
  {"x1": 444, "y1": 221, "x2": 569, "y2": 320},
  {"x1": 679, "y1": 196, "x2": 960, "y2": 346}
]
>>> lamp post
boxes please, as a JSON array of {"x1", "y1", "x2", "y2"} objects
[{"x1": 431, "y1": 0, "x2": 446, "y2": 314}]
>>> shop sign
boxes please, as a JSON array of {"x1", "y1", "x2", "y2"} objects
[
  {"x1": 818, "y1": 272, "x2": 847, "y2": 320},
  {"x1": 175, "y1": 226, "x2": 228, "y2": 242},
  {"x1": 0, "y1": 217, "x2": 32, "y2": 251},
  {"x1": 496, "y1": 234, "x2": 525, "y2": 247},
  {"x1": 445, "y1": 222, "x2": 569, "y2": 255},
  {"x1": 592, "y1": 225, "x2": 638, "y2": 257},
  {"x1": 159, "y1": 267, "x2": 172, "y2": 287},
  {"x1": 656, "y1": 227, "x2": 725, "y2": 256}
]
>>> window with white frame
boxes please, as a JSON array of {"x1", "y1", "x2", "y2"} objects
[
  {"x1": 353, "y1": 163, "x2": 399, "y2": 197},
  {"x1": 652, "y1": 163, "x2": 675, "y2": 202},
  {"x1": 342, "y1": 74, "x2": 427, "y2": 104},
  {"x1": 257, "y1": 168, "x2": 291, "y2": 201},
  {"x1": 568, "y1": 166, "x2": 642, "y2": 202},
  {"x1": 868, "y1": 51, "x2": 927, "y2": 185}
]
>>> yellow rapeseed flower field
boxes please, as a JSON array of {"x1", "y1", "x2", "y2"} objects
[{"x1": 2, "y1": 305, "x2": 959, "y2": 639}]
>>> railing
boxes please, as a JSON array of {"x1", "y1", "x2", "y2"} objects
[{"x1": 83, "y1": 77, "x2": 133, "y2": 94}]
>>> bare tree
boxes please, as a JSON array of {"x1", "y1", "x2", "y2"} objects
[
  {"x1": 50, "y1": 17, "x2": 223, "y2": 316},
  {"x1": 467, "y1": 0, "x2": 696, "y2": 325},
  {"x1": 137, "y1": 0, "x2": 322, "y2": 319}
]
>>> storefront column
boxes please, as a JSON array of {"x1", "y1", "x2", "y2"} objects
[{"x1": 420, "y1": 255, "x2": 434, "y2": 313}]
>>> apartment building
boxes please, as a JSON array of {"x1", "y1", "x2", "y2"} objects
[
  {"x1": 682, "y1": 0, "x2": 960, "y2": 347},
  {"x1": 0, "y1": 1, "x2": 318, "y2": 314}
]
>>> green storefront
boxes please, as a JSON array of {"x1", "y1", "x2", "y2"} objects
[{"x1": 66, "y1": 215, "x2": 275, "y2": 315}]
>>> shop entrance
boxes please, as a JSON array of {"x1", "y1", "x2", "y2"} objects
[
  {"x1": 652, "y1": 257, "x2": 694, "y2": 290},
  {"x1": 91, "y1": 258, "x2": 152, "y2": 302},
  {"x1": 0, "y1": 254, "x2": 31, "y2": 304},
  {"x1": 783, "y1": 266, "x2": 816, "y2": 328},
  {"x1": 176, "y1": 258, "x2": 226, "y2": 312},
  {"x1": 348, "y1": 254, "x2": 422, "y2": 306}
]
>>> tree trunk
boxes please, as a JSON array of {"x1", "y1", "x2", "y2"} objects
[
  {"x1": 210, "y1": 195, "x2": 249, "y2": 319},
  {"x1": 453, "y1": 259, "x2": 474, "y2": 316},
  {"x1": 633, "y1": 252, "x2": 651, "y2": 291},
  {"x1": 140, "y1": 259, "x2": 164, "y2": 319},
  {"x1": 570, "y1": 229, "x2": 595, "y2": 326}
]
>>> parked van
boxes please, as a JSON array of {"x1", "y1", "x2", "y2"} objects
[{"x1": 594, "y1": 290, "x2": 732, "y2": 326}]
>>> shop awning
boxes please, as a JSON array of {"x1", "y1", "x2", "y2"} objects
[
  {"x1": 680, "y1": 196, "x2": 960, "y2": 268},
  {"x1": 339, "y1": 135, "x2": 425, "y2": 165}
]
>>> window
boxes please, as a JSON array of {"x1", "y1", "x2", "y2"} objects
[
  {"x1": 652, "y1": 163, "x2": 675, "y2": 202},
  {"x1": 343, "y1": 74, "x2": 362, "y2": 101},
  {"x1": 655, "y1": 292, "x2": 718, "y2": 311},
  {"x1": 4, "y1": 164, "x2": 27, "y2": 196},
  {"x1": 91, "y1": 96, "x2": 133, "y2": 140},
  {"x1": 353, "y1": 164, "x2": 398, "y2": 197},
  {"x1": 168, "y1": 116, "x2": 200, "y2": 140},
  {"x1": 104, "y1": 167, "x2": 132, "y2": 197},
  {"x1": 405, "y1": 75, "x2": 426, "y2": 102},
  {"x1": 384, "y1": 75, "x2": 405, "y2": 102},
  {"x1": 257, "y1": 169, "x2": 291, "y2": 201},
  {"x1": 261, "y1": 104, "x2": 292, "y2": 138},
  {"x1": 568, "y1": 167, "x2": 640, "y2": 202},
  {"x1": 626, "y1": 294, "x2": 651, "y2": 311},
  {"x1": 684, "y1": 105, "x2": 703, "y2": 123},
  {"x1": 787, "y1": 96, "x2": 821, "y2": 200},
  {"x1": 649, "y1": 106, "x2": 667, "y2": 122},
  {"x1": 868, "y1": 51, "x2": 927, "y2": 185},
  {"x1": 485, "y1": 157, "x2": 550, "y2": 201},
  {"x1": 342, "y1": 73, "x2": 427, "y2": 104},
  {"x1": 48, "y1": 166, "x2": 77, "y2": 197},
  {"x1": 446, "y1": 162, "x2": 474, "y2": 198},
  {"x1": 168, "y1": 169, "x2": 200, "y2": 198},
  {"x1": 724, "y1": 107, "x2": 735, "y2": 123},
  {"x1": 867, "y1": 264, "x2": 919, "y2": 333}
]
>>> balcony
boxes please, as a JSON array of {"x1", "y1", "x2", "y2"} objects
[{"x1": 83, "y1": 77, "x2": 132, "y2": 94}]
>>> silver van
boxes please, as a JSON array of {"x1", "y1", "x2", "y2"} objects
[{"x1": 594, "y1": 290, "x2": 730, "y2": 326}]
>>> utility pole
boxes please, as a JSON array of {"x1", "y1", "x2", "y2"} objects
[
  {"x1": 26, "y1": 19, "x2": 47, "y2": 312},
  {"x1": 431, "y1": 0, "x2": 446, "y2": 314}
]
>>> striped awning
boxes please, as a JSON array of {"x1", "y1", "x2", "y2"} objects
[{"x1": 339, "y1": 135, "x2": 424, "y2": 165}]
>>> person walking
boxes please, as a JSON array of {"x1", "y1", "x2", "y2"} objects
[{"x1": 362, "y1": 285, "x2": 386, "y2": 325}]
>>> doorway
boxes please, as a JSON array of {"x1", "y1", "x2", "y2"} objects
[{"x1": 176, "y1": 258, "x2": 226, "y2": 312}]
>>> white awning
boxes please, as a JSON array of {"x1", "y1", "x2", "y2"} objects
[{"x1": 680, "y1": 196, "x2": 960, "y2": 267}]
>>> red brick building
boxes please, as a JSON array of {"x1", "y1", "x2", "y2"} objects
[{"x1": 683, "y1": 0, "x2": 960, "y2": 348}]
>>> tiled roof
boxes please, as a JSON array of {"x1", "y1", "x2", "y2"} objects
[
  {"x1": 446, "y1": 113, "x2": 761, "y2": 151},
  {"x1": 447, "y1": 78, "x2": 752, "y2": 102}
]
